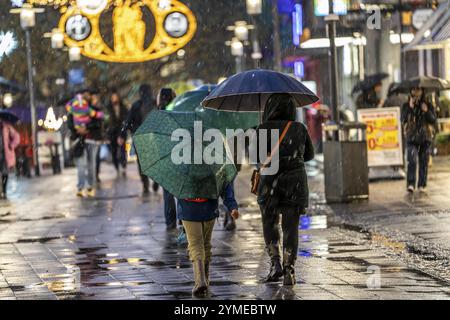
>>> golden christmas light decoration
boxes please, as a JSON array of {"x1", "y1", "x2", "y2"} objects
[{"x1": 25, "y1": 0, "x2": 197, "y2": 63}]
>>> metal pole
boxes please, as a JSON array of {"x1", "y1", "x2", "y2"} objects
[
  {"x1": 326, "y1": 0, "x2": 340, "y2": 123},
  {"x1": 236, "y1": 56, "x2": 243, "y2": 73},
  {"x1": 271, "y1": 0, "x2": 282, "y2": 71},
  {"x1": 249, "y1": 15, "x2": 261, "y2": 69},
  {"x1": 398, "y1": 0, "x2": 404, "y2": 81},
  {"x1": 25, "y1": 29, "x2": 40, "y2": 176}
]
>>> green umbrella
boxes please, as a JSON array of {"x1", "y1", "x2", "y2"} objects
[
  {"x1": 133, "y1": 110, "x2": 237, "y2": 199},
  {"x1": 166, "y1": 86, "x2": 259, "y2": 134}
]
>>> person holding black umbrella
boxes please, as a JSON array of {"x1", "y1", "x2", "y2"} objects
[
  {"x1": 0, "y1": 113, "x2": 20, "y2": 199},
  {"x1": 202, "y1": 69, "x2": 319, "y2": 286},
  {"x1": 401, "y1": 87, "x2": 437, "y2": 193},
  {"x1": 255, "y1": 94, "x2": 315, "y2": 286}
]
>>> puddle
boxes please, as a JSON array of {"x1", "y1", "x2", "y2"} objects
[{"x1": 299, "y1": 215, "x2": 328, "y2": 230}]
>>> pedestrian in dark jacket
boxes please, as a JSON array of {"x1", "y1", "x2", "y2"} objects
[
  {"x1": 90, "y1": 89, "x2": 106, "y2": 183},
  {"x1": 401, "y1": 88, "x2": 437, "y2": 193},
  {"x1": 119, "y1": 84, "x2": 158, "y2": 195},
  {"x1": 256, "y1": 93, "x2": 314, "y2": 286},
  {"x1": 177, "y1": 183, "x2": 239, "y2": 297},
  {"x1": 107, "y1": 91, "x2": 128, "y2": 177}
]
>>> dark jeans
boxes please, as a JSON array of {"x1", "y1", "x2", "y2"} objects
[
  {"x1": 136, "y1": 156, "x2": 150, "y2": 191},
  {"x1": 163, "y1": 189, "x2": 177, "y2": 227},
  {"x1": 406, "y1": 142, "x2": 431, "y2": 189},
  {"x1": 260, "y1": 205, "x2": 302, "y2": 260},
  {"x1": 95, "y1": 147, "x2": 101, "y2": 178},
  {"x1": 110, "y1": 139, "x2": 127, "y2": 171},
  {"x1": 136, "y1": 153, "x2": 158, "y2": 192}
]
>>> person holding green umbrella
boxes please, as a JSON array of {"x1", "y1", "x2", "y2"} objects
[{"x1": 133, "y1": 110, "x2": 240, "y2": 297}]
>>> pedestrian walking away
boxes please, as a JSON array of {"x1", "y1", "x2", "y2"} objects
[
  {"x1": 255, "y1": 93, "x2": 315, "y2": 286},
  {"x1": 401, "y1": 87, "x2": 437, "y2": 193},
  {"x1": 178, "y1": 184, "x2": 239, "y2": 297},
  {"x1": 106, "y1": 90, "x2": 128, "y2": 178},
  {"x1": 119, "y1": 84, "x2": 158, "y2": 195},
  {"x1": 66, "y1": 89, "x2": 105, "y2": 198}
]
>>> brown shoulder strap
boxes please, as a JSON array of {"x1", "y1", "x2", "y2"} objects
[{"x1": 261, "y1": 121, "x2": 293, "y2": 169}]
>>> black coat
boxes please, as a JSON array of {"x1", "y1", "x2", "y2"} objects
[
  {"x1": 401, "y1": 101, "x2": 436, "y2": 144},
  {"x1": 106, "y1": 103, "x2": 128, "y2": 139},
  {"x1": 120, "y1": 96, "x2": 156, "y2": 138},
  {"x1": 256, "y1": 94, "x2": 314, "y2": 209}
]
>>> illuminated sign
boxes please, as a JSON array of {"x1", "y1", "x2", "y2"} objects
[
  {"x1": 292, "y1": 3, "x2": 302, "y2": 47},
  {"x1": 314, "y1": 0, "x2": 348, "y2": 16},
  {"x1": 294, "y1": 60, "x2": 304, "y2": 79},
  {"x1": 76, "y1": 0, "x2": 108, "y2": 15},
  {"x1": 24, "y1": 0, "x2": 197, "y2": 63}
]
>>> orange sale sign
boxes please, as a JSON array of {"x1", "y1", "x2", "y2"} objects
[{"x1": 357, "y1": 107, "x2": 404, "y2": 167}]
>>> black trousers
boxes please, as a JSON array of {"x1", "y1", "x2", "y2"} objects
[
  {"x1": 110, "y1": 139, "x2": 127, "y2": 171},
  {"x1": 260, "y1": 205, "x2": 303, "y2": 260},
  {"x1": 406, "y1": 142, "x2": 431, "y2": 188}
]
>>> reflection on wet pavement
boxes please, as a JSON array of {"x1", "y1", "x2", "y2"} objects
[{"x1": 1, "y1": 166, "x2": 450, "y2": 300}]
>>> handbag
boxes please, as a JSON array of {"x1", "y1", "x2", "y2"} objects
[
  {"x1": 251, "y1": 121, "x2": 293, "y2": 195},
  {"x1": 69, "y1": 137, "x2": 85, "y2": 159}
]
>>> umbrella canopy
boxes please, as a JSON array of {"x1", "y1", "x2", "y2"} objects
[
  {"x1": 133, "y1": 111, "x2": 237, "y2": 199},
  {"x1": 167, "y1": 86, "x2": 259, "y2": 133},
  {"x1": 394, "y1": 76, "x2": 450, "y2": 94},
  {"x1": 351, "y1": 73, "x2": 389, "y2": 94},
  {"x1": 201, "y1": 69, "x2": 319, "y2": 112},
  {"x1": 0, "y1": 109, "x2": 20, "y2": 124},
  {"x1": 0, "y1": 76, "x2": 26, "y2": 93}
]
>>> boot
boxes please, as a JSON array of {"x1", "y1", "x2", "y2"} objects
[
  {"x1": 265, "y1": 244, "x2": 283, "y2": 282},
  {"x1": 283, "y1": 250, "x2": 297, "y2": 286},
  {"x1": 192, "y1": 260, "x2": 208, "y2": 297}
]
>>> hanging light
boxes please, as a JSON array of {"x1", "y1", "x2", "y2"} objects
[
  {"x1": 43, "y1": 106, "x2": 64, "y2": 131},
  {"x1": 246, "y1": 0, "x2": 262, "y2": 15},
  {"x1": 11, "y1": 4, "x2": 44, "y2": 30},
  {"x1": 2, "y1": 93, "x2": 13, "y2": 108},
  {"x1": 20, "y1": 5, "x2": 35, "y2": 29},
  {"x1": 227, "y1": 21, "x2": 254, "y2": 42},
  {"x1": 234, "y1": 21, "x2": 249, "y2": 41},
  {"x1": 51, "y1": 28, "x2": 64, "y2": 49},
  {"x1": 230, "y1": 38, "x2": 244, "y2": 57},
  {"x1": 69, "y1": 46, "x2": 81, "y2": 61}
]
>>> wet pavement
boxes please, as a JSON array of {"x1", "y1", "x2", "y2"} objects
[
  {"x1": 1, "y1": 161, "x2": 450, "y2": 300},
  {"x1": 311, "y1": 156, "x2": 450, "y2": 283}
]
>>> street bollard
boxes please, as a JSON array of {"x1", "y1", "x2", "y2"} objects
[{"x1": 322, "y1": 122, "x2": 369, "y2": 203}]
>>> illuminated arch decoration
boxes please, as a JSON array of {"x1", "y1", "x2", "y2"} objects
[{"x1": 27, "y1": 0, "x2": 197, "y2": 63}]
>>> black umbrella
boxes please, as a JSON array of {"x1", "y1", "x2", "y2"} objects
[
  {"x1": 0, "y1": 76, "x2": 26, "y2": 93},
  {"x1": 351, "y1": 73, "x2": 389, "y2": 95},
  {"x1": 0, "y1": 109, "x2": 20, "y2": 124},
  {"x1": 394, "y1": 76, "x2": 450, "y2": 94},
  {"x1": 201, "y1": 69, "x2": 319, "y2": 112}
]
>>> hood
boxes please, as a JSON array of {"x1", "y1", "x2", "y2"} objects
[{"x1": 263, "y1": 93, "x2": 297, "y2": 122}]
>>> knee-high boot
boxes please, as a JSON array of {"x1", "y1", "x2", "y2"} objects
[
  {"x1": 192, "y1": 260, "x2": 208, "y2": 297},
  {"x1": 265, "y1": 244, "x2": 283, "y2": 282},
  {"x1": 283, "y1": 249, "x2": 297, "y2": 286}
]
